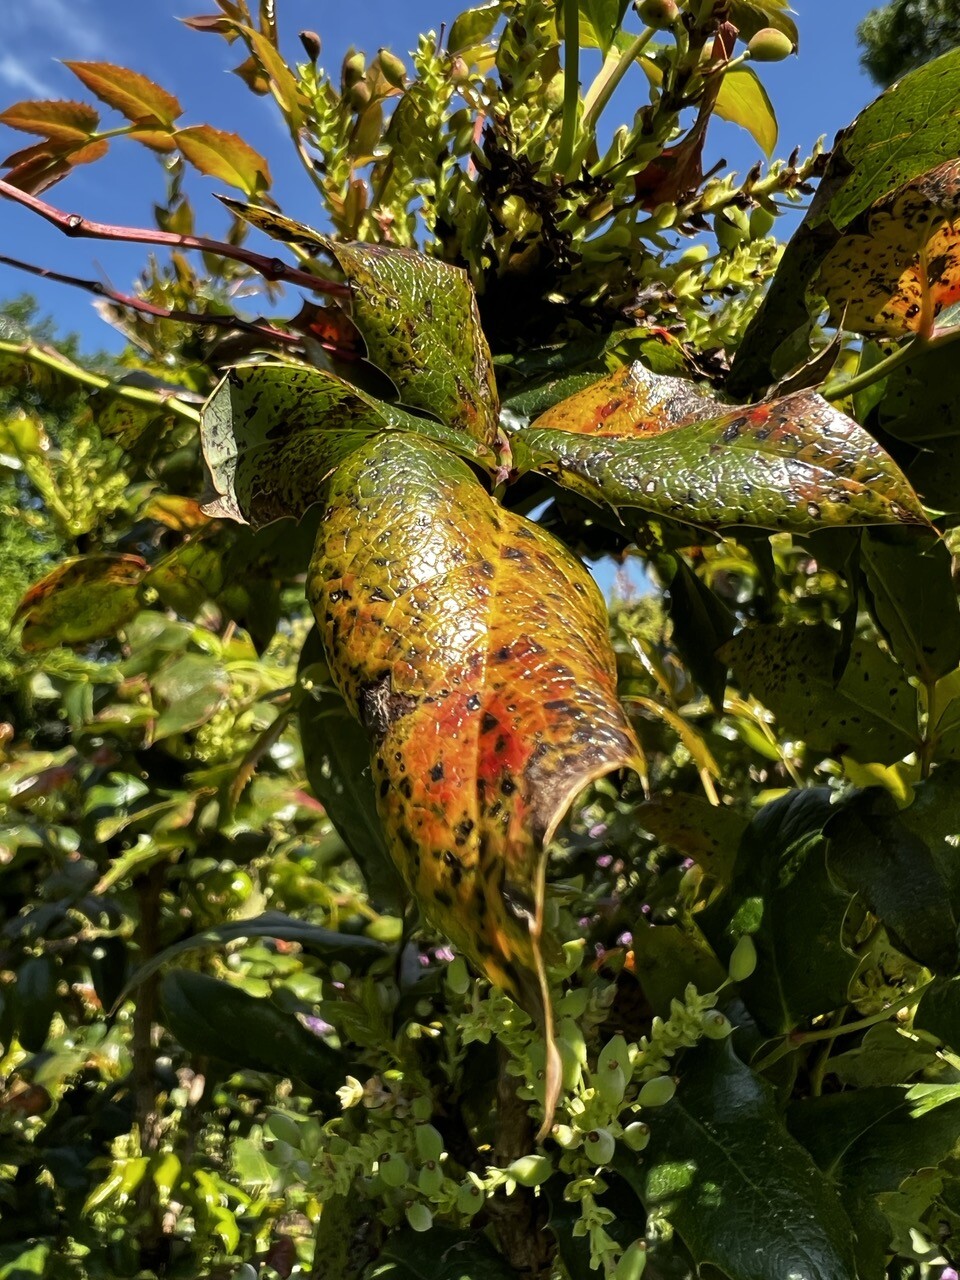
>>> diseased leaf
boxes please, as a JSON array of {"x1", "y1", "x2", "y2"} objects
[
  {"x1": 714, "y1": 66, "x2": 778, "y2": 158},
  {"x1": 861, "y1": 529, "x2": 960, "y2": 682},
  {"x1": 615, "y1": 1042, "x2": 858, "y2": 1280},
  {"x1": 175, "y1": 125, "x2": 270, "y2": 194},
  {"x1": 200, "y1": 364, "x2": 494, "y2": 526},
  {"x1": 221, "y1": 199, "x2": 500, "y2": 445},
  {"x1": 0, "y1": 98, "x2": 99, "y2": 142},
  {"x1": 63, "y1": 61, "x2": 182, "y2": 128},
  {"x1": 14, "y1": 554, "x2": 146, "y2": 651},
  {"x1": 701, "y1": 790, "x2": 858, "y2": 1034},
  {"x1": 636, "y1": 792, "x2": 747, "y2": 884},
  {"x1": 720, "y1": 624, "x2": 919, "y2": 764},
  {"x1": 514, "y1": 364, "x2": 928, "y2": 534},
  {"x1": 310, "y1": 433, "x2": 643, "y2": 1133}
]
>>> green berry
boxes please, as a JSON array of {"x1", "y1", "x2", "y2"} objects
[
  {"x1": 341, "y1": 48, "x2": 365, "y2": 89},
  {"x1": 378, "y1": 48, "x2": 407, "y2": 88},
  {"x1": 405, "y1": 1202, "x2": 433, "y2": 1233},
  {"x1": 584, "y1": 1128, "x2": 616, "y2": 1165},
  {"x1": 622, "y1": 1122, "x2": 650, "y2": 1152},
  {"x1": 729, "y1": 934, "x2": 757, "y2": 982},
  {"x1": 635, "y1": 0, "x2": 680, "y2": 28},
  {"x1": 638, "y1": 1076, "x2": 676, "y2": 1108},
  {"x1": 378, "y1": 1153, "x2": 409, "y2": 1188},
  {"x1": 596, "y1": 1035, "x2": 628, "y2": 1106},
  {"x1": 702, "y1": 1011, "x2": 733, "y2": 1040},
  {"x1": 747, "y1": 27, "x2": 795, "y2": 61},
  {"x1": 414, "y1": 1125, "x2": 444, "y2": 1163},
  {"x1": 615, "y1": 1241, "x2": 648, "y2": 1280},
  {"x1": 507, "y1": 1154, "x2": 554, "y2": 1187},
  {"x1": 749, "y1": 204, "x2": 776, "y2": 238}
]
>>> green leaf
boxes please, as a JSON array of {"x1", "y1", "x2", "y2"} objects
[
  {"x1": 829, "y1": 1021, "x2": 940, "y2": 1089},
  {"x1": 512, "y1": 373, "x2": 928, "y2": 534},
  {"x1": 636, "y1": 791, "x2": 747, "y2": 884},
  {"x1": 200, "y1": 363, "x2": 493, "y2": 527},
  {"x1": 701, "y1": 789, "x2": 858, "y2": 1034},
  {"x1": 720, "y1": 624, "x2": 919, "y2": 765},
  {"x1": 579, "y1": 0, "x2": 629, "y2": 56},
  {"x1": 659, "y1": 554, "x2": 735, "y2": 710},
  {"x1": 0, "y1": 98, "x2": 100, "y2": 142},
  {"x1": 366, "y1": 1226, "x2": 515, "y2": 1279},
  {"x1": 175, "y1": 125, "x2": 270, "y2": 195},
  {"x1": 861, "y1": 529, "x2": 960, "y2": 682},
  {"x1": 630, "y1": 916, "x2": 727, "y2": 1018},
  {"x1": 616, "y1": 1042, "x2": 858, "y2": 1280},
  {"x1": 714, "y1": 66, "x2": 778, "y2": 158},
  {"x1": 64, "y1": 61, "x2": 182, "y2": 128},
  {"x1": 447, "y1": 3, "x2": 501, "y2": 56},
  {"x1": 14, "y1": 554, "x2": 146, "y2": 651},
  {"x1": 220, "y1": 200, "x2": 500, "y2": 445},
  {"x1": 150, "y1": 652, "x2": 229, "y2": 740},
  {"x1": 825, "y1": 777, "x2": 960, "y2": 973},
  {"x1": 297, "y1": 626, "x2": 403, "y2": 908},
  {"x1": 158, "y1": 970, "x2": 345, "y2": 1101},
  {"x1": 915, "y1": 975, "x2": 960, "y2": 1052}
]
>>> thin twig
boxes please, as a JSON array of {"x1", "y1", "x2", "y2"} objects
[{"x1": 0, "y1": 178, "x2": 350, "y2": 297}]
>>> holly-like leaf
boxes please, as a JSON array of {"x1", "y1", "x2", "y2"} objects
[
  {"x1": 714, "y1": 66, "x2": 778, "y2": 158},
  {"x1": 0, "y1": 98, "x2": 99, "y2": 142},
  {"x1": 310, "y1": 432, "x2": 643, "y2": 1134},
  {"x1": 720, "y1": 624, "x2": 919, "y2": 765},
  {"x1": 513, "y1": 364, "x2": 928, "y2": 534},
  {"x1": 700, "y1": 790, "x2": 858, "y2": 1034},
  {"x1": 616, "y1": 1042, "x2": 858, "y2": 1280},
  {"x1": 200, "y1": 364, "x2": 494, "y2": 526},
  {"x1": 14, "y1": 554, "x2": 146, "y2": 651},
  {"x1": 63, "y1": 61, "x2": 182, "y2": 128},
  {"x1": 175, "y1": 125, "x2": 270, "y2": 194},
  {"x1": 221, "y1": 199, "x2": 500, "y2": 445}
]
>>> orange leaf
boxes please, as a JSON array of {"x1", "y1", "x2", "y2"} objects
[
  {"x1": 175, "y1": 124, "x2": 271, "y2": 195},
  {"x1": 0, "y1": 98, "x2": 99, "y2": 142},
  {"x1": 64, "y1": 61, "x2": 182, "y2": 128},
  {"x1": 3, "y1": 138, "x2": 108, "y2": 194}
]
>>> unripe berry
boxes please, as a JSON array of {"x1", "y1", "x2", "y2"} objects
[
  {"x1": 702, "y1": 1010, "x2": 733, "y2": 1040},
  {"x1": 749, "y1": 204, "x2": 776, "y2": 238},
  {"x1": 584, "y1": 1128, "x2": 616, "y2": 1165},
  {"x1": 615, "y1": 1241, "x2": 648, "y2": 1280},
  {"x1": 597, "y1": 1034, "x2": 628, "y2": 1107},
  {"x1": 378, "y1": 1152, "x2": 409, "y2": 1188},
  {"x1": 347, "y1": 81, "x2": 371, "y2": 112},
  {"x1": 378, "y1": 48, "x2": 407, "y2": 88},
  {"x1": 729, "y1": 934, "x2": 757, "y2": 982},
  {"x1": 747, "y1": 27, "x2": 795, "y2": 62},
  {"x1": 622, "y1": 1121, "x2": 650, "y2": 1151},
  {"x1": 637, "y1": 1075, "x2": 676, "y2": 1108},
  {"x1": 507, "y1": 1154, "x2": 553, "y2": 1187},
  {"x1": 405, "y1": 1202, "x2": 433, "y2": 1233},
  {"x1": 635, "y1": 0, "x2": 680, "y2": 28},
  {"x1": 341, "y1": 48, "x2": 365, "y2": 90}
]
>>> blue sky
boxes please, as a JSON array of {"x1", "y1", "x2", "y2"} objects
[{"x1": 0, "y1": 1, "x2": 887, "y2": 350}]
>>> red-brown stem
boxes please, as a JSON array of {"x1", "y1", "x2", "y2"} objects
[
  {"x1": 0, "y1": 252, "x2": 304, "y2": 347},
  {"x1": 0, "y1": 178, "x2": 351, "y2": 297}
]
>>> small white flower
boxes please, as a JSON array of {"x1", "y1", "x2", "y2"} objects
[{"x1": 336, "y1": 1075, "x2": 364, "y2": 1110}]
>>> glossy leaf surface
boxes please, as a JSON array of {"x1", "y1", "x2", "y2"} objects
[
  {"x1": 221, "y1": 199, "x2": 500, "y2": 445},
  {"x1": 308, "y1": 432, "x2": 642, "y2": 1122},
  {"x1": 514, "y1": 366, "x2": 927, "y2": 534},
  {"x1": 174, "y1": 125, "x2": 271, "y2": 195},
  {"x1": 617, "y1": 1042, "x2": 858, "y2": 1280},
  {"x1": 63, "y1": 61, "x2": 182, "y2": 128},
  {"x1": 14, "y1": 554, "x2": 146, "y2": 650}
]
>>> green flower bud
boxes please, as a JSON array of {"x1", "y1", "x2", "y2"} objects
[
  {"x1": 638, "y1": 1076, "x2": 676, "y2": 1108},
  {"x1": 584, "y1": 1128, "x2": 616, "y2": 1165},
  {"x1": 622, "y1": 1121, "x2": 650, "y2": 1152},
  {"x1": 596, "y1": 1035, "x2": 629, "y2": 1107},
  {"x1": 378, "y1": 1153, "x2": 410, "y2": 1188},
  {"x1": 507, "y1": 1154, "x2": 554, "y2": 1187},
  {"x1": 348, "y1": 81, "x2": 372, "y2": 112},
  {"x1": 341, "y1": 48, "x2": 365, "y2": 90},
  {"x1": 729, "y1": 934, "x2": 757, "y2": 982},
  {"x1": 747, "y1": 27, "x2": 795, "y2": 62},
  {"x1": 615, "y1": 1241, "x2": 648, "y2": 1280},
  {"x1": 378, "y1": 48, "x2": 407, "y2": 88},
  {"x1": 457, "y1": 1178, "x2": 486, "y2": 1216},
  {"x1": 635, "y1": 0, "x2": 680, "y2": 29},
  {"x1": 414, "y1": 1125, "x2": 444, "y2": 1164},
  {"x1": 405, "y1": 1202, "x2": 433, "y2": 1233},
  {"x1": 418, "y1": 1160, "x2": 444, "y2": 1196},
  {"x1": 701, "y1": 1011, "x2": 733, "y2": 1040}
]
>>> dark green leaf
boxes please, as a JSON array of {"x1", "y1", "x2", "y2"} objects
[
  {"x1": 158, "y1": 970, "x2": 345, "y2": 1101},
  {"x1": 630, "y1": 916, "x2": 727, "y2": 1018},
  {"x1": 616, "y1": 1042, "x2": 858, "y2": 1280},
  {"x1": 151, "y1": 652, "x2": 229, "y2": 740},
  {"x1": 721, "y1": 624, "x2": 919, "y2": 765},
  {"x1": 15, "y1": 955, "x2": 57, "y2": 1052},
  {"x1": 701, "y1": 789, "x2": 858, "y2": 1034},
  {"x1": 366, "y1": 1225, "x2": 515, "y2": 1279},
  {"x1": 659, "y1": 554, "x2": 735, "y2": 709},
  {"x1": 915, "y1": 975, "x2": 960, "y2": 1051},
  {"x1": 829, "y1": 1021, "x2": 940, "y2": 1089},
  {"x1": 636, "y1": 791, "x2": 747, "y2": 884}
]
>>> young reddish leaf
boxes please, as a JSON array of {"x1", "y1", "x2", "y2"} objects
[
  {"x1": 0, "y1": 98, "x2": 99, "y2": 142},
  {"x1": 814, "y1": 160, "x2": 960, "y2": 338},
  {"x1": 513, "y1": 364, "x2": 929, "y2": 533},
  {"x1": 64, "y1": 61, "x2": 182, "y2": 128},
  {"x1": 220, "y1": 198, "x2": 500, "y2": 446},
  {"x1": 309, "y1": 432, "x2": 644, "y2": 1137},
  {"x1": 3, "y1": 138, "x2": 109, "y2": 194},
  {"x1": 14, "y1": 554, "x2": 146, "y2": 651},
  {"x1": 180, "y1": 13, "x2": 241, "y2": 38},
  {"x1": 175, "y1": 125, "x2": 271, "y2": 196}
]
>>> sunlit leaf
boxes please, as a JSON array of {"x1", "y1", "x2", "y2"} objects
[
  {"x1": 728, "y1": 0, "x2": 798, "y2": 46},
  {"x1": 63, "y1": 61, "x2": 182, "y2": 128},
  {"x1": 0, "y1": 98, "x2": 99, "y2": 142},
  {"x1": 578, "y1": 0, "x2": 629, "y2": 56},
  {"x1": 175, "y1": 125, "x2": 270, "y2": 195},
  {"x1": 14, "y1": 554, "x2": 146, "y2": 651},
  {"x1": 714, "y1": 66, "x2": 778, "y2": 158}
]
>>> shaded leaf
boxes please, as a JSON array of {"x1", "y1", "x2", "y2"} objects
[
  {"x1": 659, "y1": 553, "x2": 735, "y2": 710},
  {"x1": 297, "y1": 626, "x2": 403, "y2": 908},
  {"x1": 861, "y1": 529, "x2": 960, "y2": 682},
  {"x1": 829, "y1": 1021, "x2": 940, "y2": 1090},
  {"x1": 714, "y1": 66, "x2": 777, "y2": 158},
  {"x1": 514, "y1": 367, "x2": 928, "y2": 534},
  {"x1": 175, "y1": 125, "x2": 270, "y2": 194},
  {"x1": 630, "y1": 916, "x2": 727, "y2": 1018},
  {"x1": 63, "y1": 61, "x2": 182, "y2": 127},
  {"x1": 615, "y1": 1042, "x2": 858, "y2": 1280},
  {"x1": 200, "y1": 363, "x2": 493, "y2": 526},
  {"x1": 150, "y1": 652, "x2": 229, "y2": 740},
  {"x1": 720, "y1": 624, "x2": 919, "y2": 764},
  {"x1": 915, "y1": 976, "x2": 960, "y2": 1052},
  {"x1": 701, "y1": 789, "x2": 858, "y2": 1034},
  {"x1": 0, "y1": 98, "x2": 99, "y2": 142},
  {"x1": 368, "y1": 1225, "x2": 515, "y2": 1279},
  {"x1": 158, "y1": 970, "x2": 345, "y2": 1102},
  {"x1": 14, "y1": 554, "x2": 146, "y2": 651},
  {"x1": 636, "y1": 791, "x2": 747, "y2": 884},
  {"x1": 221, "y1": 199, "x2": 499, "y2": 444}
]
